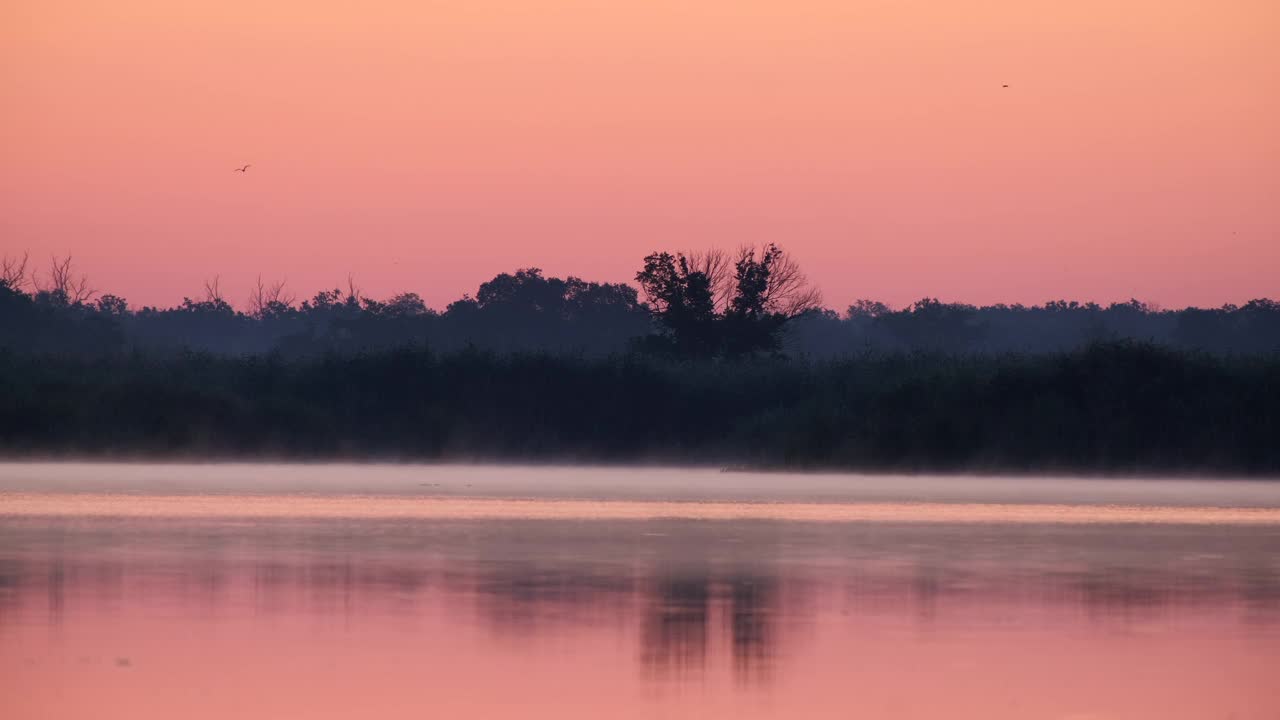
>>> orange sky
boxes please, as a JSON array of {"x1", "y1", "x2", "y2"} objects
[{"x1": 2, "y1": 0, "x2": 1277, "y2": 310}]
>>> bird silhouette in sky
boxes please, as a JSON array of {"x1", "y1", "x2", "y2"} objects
[
  {"x1": 234, "y1": 164, "x2": 251, "y2": 173},
  {"x1": 1002, "y1": 84, "x2": 1009, "y2": 88}
]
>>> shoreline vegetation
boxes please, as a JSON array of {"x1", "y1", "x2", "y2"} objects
[
  {"x1": 2, "y1": 343, "x2": 1277, "y2": 473},
  {"x1": 3, "y1": 250, "x2": 1278, "y2": 359},
  {"x1": 2, "y1": 249, "x2": 1277, "y2": 474}
]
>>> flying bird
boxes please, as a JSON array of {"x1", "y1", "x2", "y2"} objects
[
  {"x1": 1002, "y1": 84, "x2": 1009, "y2": 88},
  {"x1": 234, "y1": 164, "x2": 251, "y2": 173}
]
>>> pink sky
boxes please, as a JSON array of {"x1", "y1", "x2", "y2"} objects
[{"x1": 2, "y1": 0, "x2": 1277, "y2": 310}]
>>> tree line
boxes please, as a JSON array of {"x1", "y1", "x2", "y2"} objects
[
  {"x1": 2, "y1": 342, "x2": 1276, "y2": 472},
  {"x1": 2, "y1": 249, "x2": 1278, "y2": 357}
]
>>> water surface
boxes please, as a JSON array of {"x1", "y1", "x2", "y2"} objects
[{"x1": 2, "y1": 463, "x2": 1279, "y2": 719}]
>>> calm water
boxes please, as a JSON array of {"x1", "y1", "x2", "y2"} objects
[{"x1": 2, "y1": 464, "x2": 1280, "y2": 719}]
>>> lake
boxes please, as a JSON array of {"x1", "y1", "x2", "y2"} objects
[{"x1": 2, "y1": 463, "x2": 1279, "y2": 719}]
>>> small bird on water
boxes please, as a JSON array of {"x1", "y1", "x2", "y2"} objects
[{"x1": 234, "y1": 164, "x2": 251, "y2": 173}]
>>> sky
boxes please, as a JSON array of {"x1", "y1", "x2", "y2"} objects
[{"x1": 2, "y1": 0, "x2": 1276, "y2": 311}]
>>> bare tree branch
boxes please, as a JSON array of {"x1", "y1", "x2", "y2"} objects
[
  {"x1": 684, "y1": 248, "x2": 734, "y2": 312},
  {"x1": 1, "y1": 251, "x2": 29, "y2": 290},
  {"x1": 277, "y1": 282, "x2": 296, "y2": 308},
  {"x1": 35, "y1": 255, "x2": 96, "y2": 304},
  {"x1": 248, "y1": 275, "x2": 295, "y2": 317},
  {"x1": 679, "y1": 245, "x2": 821, "y2": 318},
  {"x1": 346, "y1": 273, "x2": 363, "y2": 305},
  {"x1": 203, "y1": 276, "x2": 226, "y2": 304},
  {"x1": 753, "y1": 244, "x2": 821, "y2": 318}
]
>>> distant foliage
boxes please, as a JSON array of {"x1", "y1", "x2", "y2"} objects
[
  {"x1": 1, "y1": 343, "x2": 1276, "y2": 473},
  {"x1": 785, "y1": 297, "x2": 1280, "y2": 356},
  {"x1": 3, "y1": 249, "x2": 1277, "y2": 471},
  {"x1": 1, "y1": 250, "x2": 1278, "y2": 357}
]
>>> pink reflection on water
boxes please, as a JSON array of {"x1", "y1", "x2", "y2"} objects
[{"x1": 2, "y1": 509, "x2": 1279, "y2": 719}]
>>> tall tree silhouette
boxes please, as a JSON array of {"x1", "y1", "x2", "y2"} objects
[
  {"x1": 636, "y1": 252, "x2": 719, "y2": 356},
  {"x1": 638, "y1": 244, "x2": 819, "y2": 356}
]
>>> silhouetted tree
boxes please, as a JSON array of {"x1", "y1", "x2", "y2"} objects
[
  {"x1": 444, "y1": 268, "x2": 649, "y2": 354},
  {"x1": 723, "y1": 244, "x2": 821, "y2": 355},
  {"x1": 636, "y1": 252, "x2": 719, "y2": 356},
  {"x1": 847, "y1": 300, "x2": 890, "y2": 319},
  {"x1": 683, "y1": 248, "x2": 735, "y2": 311},
  {"x1": 382, "y1": 292, "x2": 430, "y2": 317},
  {"x1": 96, "y1": 294, "x2": 129, "y2": 316},
  {"x1": 248, "y1": 276, "x2": 295, "y2": 319},
  {"x1": 638, "y1": 244, "x2": 819, "y2": 356}
]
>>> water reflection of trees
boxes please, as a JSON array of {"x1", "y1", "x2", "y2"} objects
[
  {"x1": 468, "y1": 564, "x2": 636, "y2": 636},
  {"x1": 640, "y1": 574, "x2": 711, "y2": 678},
  {"x1": 3, "y1": 523, "x2": 1280, "y2": 685},
  {"x1": 726, "y1": 576, "x2": 776, "y2": 683},
  {"x1": 464, "y1": 564, "x2": 780, "y2": 682},
  {"x1": 6, "y1": 556, "x2": 1280, "y2": 627}
]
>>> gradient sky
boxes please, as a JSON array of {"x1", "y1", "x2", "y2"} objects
[{"x1": 2, "y1": 0, "x2": 1277, "y2": 310}]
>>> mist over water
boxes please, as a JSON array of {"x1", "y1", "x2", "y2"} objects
[
  {"x1": 2, "y1": 464, "x2": 1279, "y2": 719},
  {"x1": 6, "y1": 462, "x2": 1280, "y2": 506}
]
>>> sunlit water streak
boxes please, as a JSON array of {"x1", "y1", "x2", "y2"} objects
[{"x1": 5, "y1": 492, "x2": 1280, "y2": 524}]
